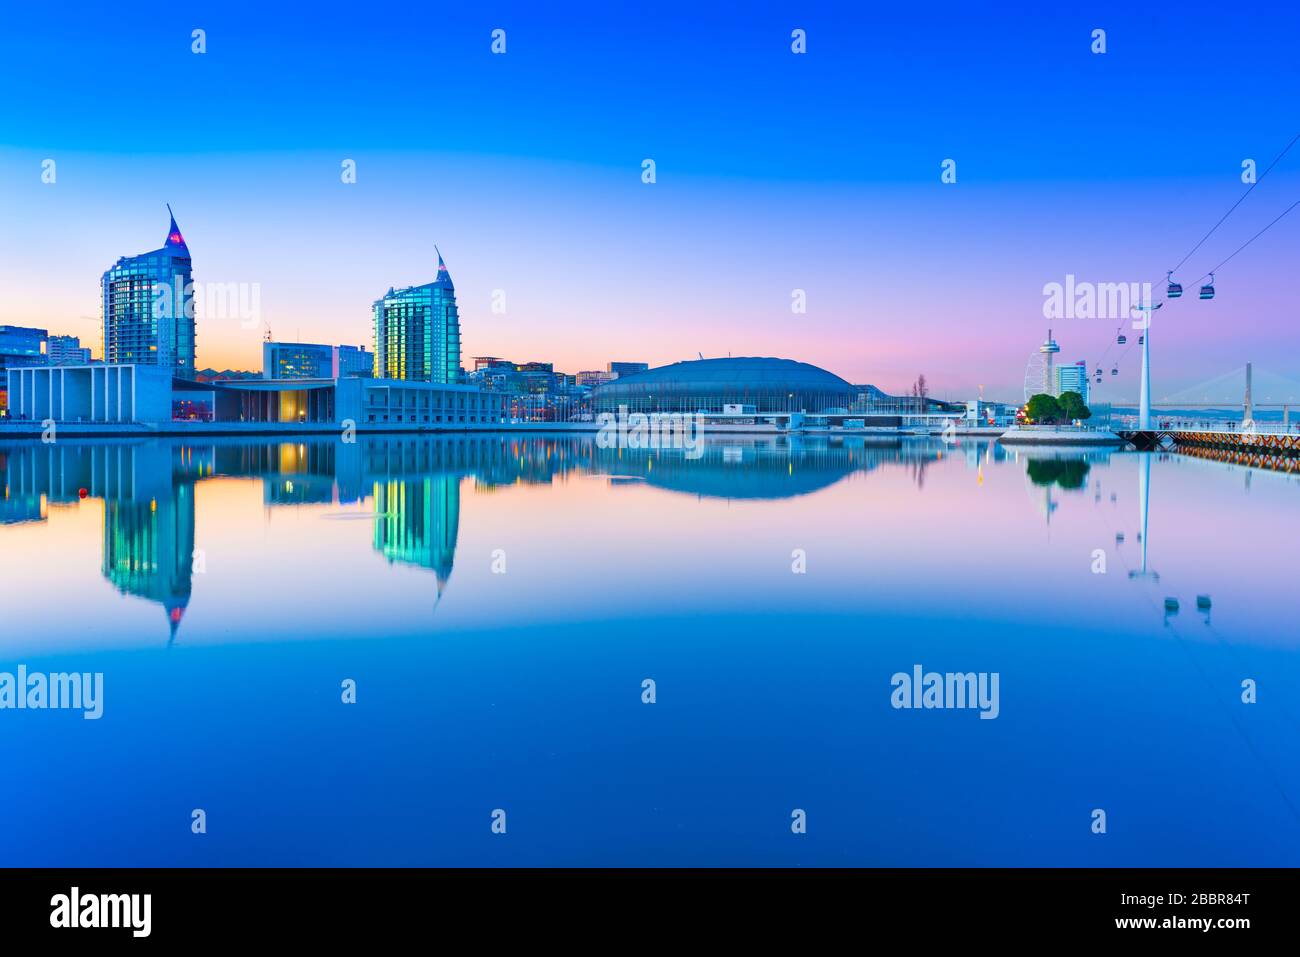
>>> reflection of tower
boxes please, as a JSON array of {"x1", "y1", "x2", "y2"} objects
[
  {"x1": 1024, "y1": 329, "x2": 1060, "y2": 401},
  {"x1": 1128, "y1": 454, "x2": 1157, "y2": 581},
  {"x1": 101, "y1": 460, "x2": 195, "y2": 640},
  {"x1": 1039, "y1": 485, "x2": 1057, "y2": 525},
  {"x1": 372, "y1": 475, "x2": 460, "y2": 597},
  {"x1": 1243, "y1": 361, "x2": 1254, "y2": 429}
]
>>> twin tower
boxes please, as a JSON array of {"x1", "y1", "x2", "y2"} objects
[
  {"x1": 372, "y1": 246, "x2": 462, "y2": 383},
  {"x1": 103, "y1": 210, "x2": 462, "y2": 383}
]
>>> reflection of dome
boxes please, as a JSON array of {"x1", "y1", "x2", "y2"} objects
[
  {"x1": 592, "y1": 357, "x2": 856, "y2": 413},
  {"x1": 592, "y1": 442, "x2": 866, "y2": 499}
]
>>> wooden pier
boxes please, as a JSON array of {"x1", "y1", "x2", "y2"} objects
[{"x1": 1118, "y1": 427, "x2": 1300, "y2": 472}]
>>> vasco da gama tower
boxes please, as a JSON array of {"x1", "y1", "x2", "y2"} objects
[
  {"x1": 101, "y1": 206, "x2": 196, "y2": 376},
  {"x1": 373, "y1": 248, "x2": 461, "y2": 383}
]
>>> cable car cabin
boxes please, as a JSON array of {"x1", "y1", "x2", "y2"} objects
[
  {"x1": 1110, "y1": 368, "x2": 1118, "y2": 376},
  {"x1": 1199, "y1": 274, "x2": 1215, "y2": 300},
  {"x1": 1138, "y1": 335, "x2": 1144, "y2": 344},
  {"x1": 1117, "y1": 334, "x2": 1127, "y2": 345},
  {"x1": 1095, "y1": 367, "x2": 1103, "y2": 376},
  {"x1": 1167, "y1": 272, "x2": 1183, "y2": 298}
]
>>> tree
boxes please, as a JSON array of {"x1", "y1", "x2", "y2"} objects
[
  {"x1": 1058, "y1": 390, "x2": 1092, "y2": 423},
  {"x1": 1024, "y1": 393, "x2": 1062, "y2": 424},
  {"x1": 911, "y1": 374, "x2": 929, "y2": 415}
]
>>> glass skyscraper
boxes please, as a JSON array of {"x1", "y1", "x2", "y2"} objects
[
  {"x1": 102, "y1": 207, "x2": 196, "y2": 377},
  {"x1": 373, "y1": 249, "x2": 461, "y2": 383}
]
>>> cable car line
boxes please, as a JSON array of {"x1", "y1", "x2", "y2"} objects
[
  {"x1": 1072, "y1": 132, "x2": 1296, "y2": 395},
  {"x1": 1153, "y1": 130, "x2": 1300, "y2": 291}
]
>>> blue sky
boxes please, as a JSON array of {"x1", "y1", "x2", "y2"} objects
[{"x1": 2, "y1": 1, "x2": 1298, "y2": 398}]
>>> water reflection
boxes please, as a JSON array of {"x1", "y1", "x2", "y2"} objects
[
  {"x1": 1, "y1": 435, "x2": 1025, "y2": 638},
  {"x1": 4, "y1": 434, "x2": 1205, "y2": 646},
  {"x1": 4, "y1": 434, "x2": 1298, "y2": 866}
]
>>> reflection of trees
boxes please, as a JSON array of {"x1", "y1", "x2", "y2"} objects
[{"x1": 1026, "y1": 458, "x2": 1091, "y2": 489}]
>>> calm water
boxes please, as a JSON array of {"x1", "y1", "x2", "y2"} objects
[{"x1": 1, "y1": 434, "x2": 1298, "y2": 866}]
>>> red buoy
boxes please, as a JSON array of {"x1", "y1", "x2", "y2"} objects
[{"x1": 78, "y1": 488, "x2": 88, "y2": 499}]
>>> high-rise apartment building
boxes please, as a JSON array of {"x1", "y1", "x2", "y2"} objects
[
  {"x1": 102, "y1": 208, "x2": 195, "y2": 376},
  {"x1": 373, "y1": 249, "x2": 460, "y2": 383}
]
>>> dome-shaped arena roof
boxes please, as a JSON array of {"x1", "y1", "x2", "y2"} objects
[{"x1": 592, "y1": 357, "x2": 855, "y2": 405}]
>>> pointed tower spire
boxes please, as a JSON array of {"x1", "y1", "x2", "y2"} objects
[
  {"x1": 164, "y1": 204, "x2": 188, "y2": 252},
  {"x1": 434, "y1": 245, "x2": 453, "y2": 288}
]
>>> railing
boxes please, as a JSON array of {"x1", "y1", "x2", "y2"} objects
[
  {"x1": 1003, "y1": 423, "x2": 1112, "y2": 432},
  {"x1": 1125, "y1": 419, "x2": 1299, "y2": 435}
]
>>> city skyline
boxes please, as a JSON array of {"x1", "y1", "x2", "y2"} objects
[
  {"x1": 4, "y1": 0, "x2": 1300, "y2": 907},
  {"x1": 2, "y1": 3, "x2": 1297, "y2": 400}
]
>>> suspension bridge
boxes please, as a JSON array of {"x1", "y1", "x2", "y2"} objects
[{"x1": 1115, "y1": 363, "x2": 1300, "y2": 464}]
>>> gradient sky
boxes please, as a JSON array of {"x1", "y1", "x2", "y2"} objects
[{"x1": 2, "y1": 1, "x2": 1298, "y2": 400}]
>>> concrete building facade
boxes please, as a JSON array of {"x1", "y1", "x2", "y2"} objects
[{"x1": 4, "y1": 364, "x2": 172, "y2": 424}]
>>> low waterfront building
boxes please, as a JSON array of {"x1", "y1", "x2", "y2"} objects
[
  {"x1": 340, "y1": 378, "x2": 505, "y2": 428},
  {"x1": 3, "y1": 364, "x2": 506, "y2": 431},
  {"x1": 264, "y1": 341, "x2": 333, "y2": 380},
  {"x1": 465, "y1": 357, "x2": 591, "y2": 421},
  {"x1": 965, "y1": 399, "x2": 1019, "y2": 427},
  {"x1": 264, "y1": 342, "x2": 375, "y2": 381},
  {"x1": 4, "y1": 364, "x2": 173, "y2": 424}
]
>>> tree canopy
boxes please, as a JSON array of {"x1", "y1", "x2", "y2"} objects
[
  {"x1": 1058, "y1": 390, "x2": 1092, "y2": 422},
  {"x1": 1024, "y1": 391, "x2": 1091, "y2": 425},
  {"x1": 1024, "y1": 393, "x2": 1062, "y2": 424}
]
